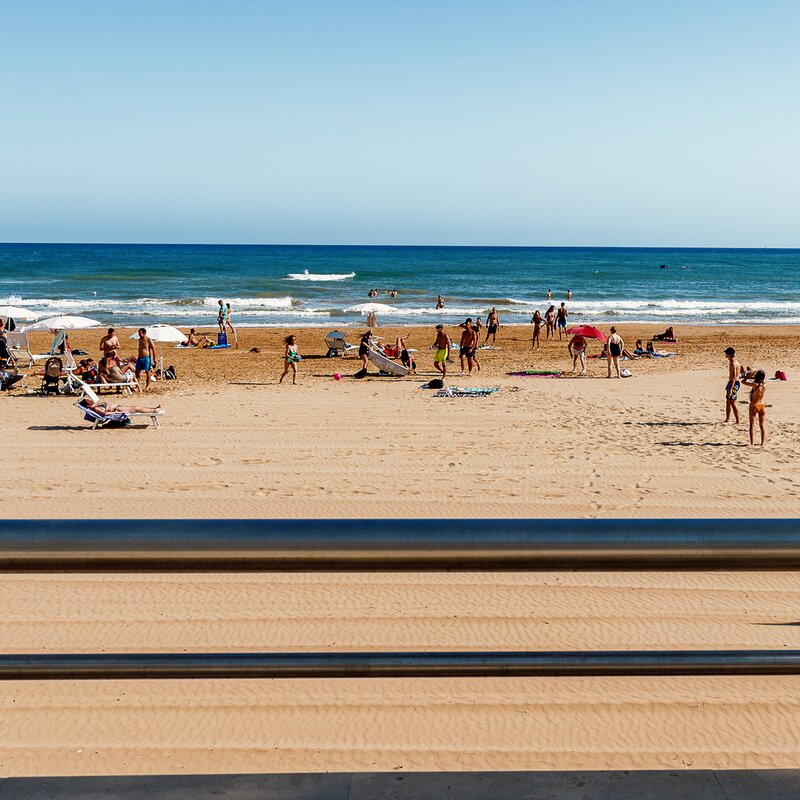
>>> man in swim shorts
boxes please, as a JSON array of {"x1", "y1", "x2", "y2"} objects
[
  {"x1": 484, "y1": 307, "x2": 499, "y2": 344},
  {"x1": 433, "y1": 324, "x2": 451, "y2": 377},
  {"x1": 556, "y1": 302, "x2": 568, "y2": 340},
  {"x1": 135, "y1": 328, "x2": 157, "y2": 390},
  {"x1": 724, "y1": 346, "x2": 741, "y2": 424},
  {"x1": 458, "y1": 318, "x2": 478, "y2": 376}
]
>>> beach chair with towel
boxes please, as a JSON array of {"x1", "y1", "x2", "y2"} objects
[
  {"x1": 5, "y1": 330, "x2": 66, "y2": 368},
  {"x1": 73, "y1": 378, "x2": 165, "y2": 430},
  {"x1": 324, "y1": 331, "x2": 358, "y2": 357}
]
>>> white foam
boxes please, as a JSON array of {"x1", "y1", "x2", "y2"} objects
[
  {"x1": 202, "y1": 296, "x2": 294, "y2": 309},
  {"x1": 286, "y1": 271, "x2": 356, "y2": 281}
]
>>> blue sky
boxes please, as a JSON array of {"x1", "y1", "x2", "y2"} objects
[{"x1": 1, "y1": 0, "x2": 798, "y2": 245}]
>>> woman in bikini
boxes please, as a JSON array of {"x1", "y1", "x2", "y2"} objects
[
  {"x1": 544, "y1": 305, "x2": 556, "y2": 339},
  {"x1": 742, "y1": 369, "x2": 767, "y2": 446},
  {"x1": 279, "y1": 335, "x2": 300, "y2": 385},
  {"x1": 531, "y1": 310, "x2": 542, "y2": 351}
]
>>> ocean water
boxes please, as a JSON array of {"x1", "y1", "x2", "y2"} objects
[{"x1": 1, "y1": 243, "x2": 799, "y2": 328}]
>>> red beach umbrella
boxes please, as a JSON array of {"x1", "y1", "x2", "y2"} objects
[{"x1": 566, "y1": 325, "x2": 607, "y2": 342}]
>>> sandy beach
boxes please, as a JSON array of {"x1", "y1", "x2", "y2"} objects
[
  {"x1": 2, "y1": 323, "x2": 800, "y2": 777},
  {"x1": 4, "y1": 323, "x2": 800, "y2": 518}
]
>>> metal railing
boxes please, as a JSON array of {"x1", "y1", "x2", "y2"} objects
[
  {"x1": 2, "y1": 519, "x2": 798, "y2": 680},
  {"x1": 1, "y1": 519, "x2": 800, "y2": 571},
  {"x1": 2, "y1": 650, "x2": 800, "y2": 680}
]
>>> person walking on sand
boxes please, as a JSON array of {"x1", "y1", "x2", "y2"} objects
[
  {"x1": 724, "y1": 346, "x2": 741, "y2": 424},
  {"x1": 568, "y1": 333, "x2": 587, "y2": 375},
  {"x1": 484, "y1": 307, "x2": 500, "y2": 345},
  {"x1": 433, "y1": 324, "x2": 451, "y2": 377},
  {"x1": 531, "y1": 310, "x2": 542, "y2": 351},
  {"x1": 279, "y1": 335, "x2": 300, "y2": 384},
  {"x1": 225, "y1": 303, "x2": 239, "y2": 347},
  {"x1": 556, "y1": 302, "x2": 568, "y2": 340},
  {"x1": 135, "y1": 328, "x2": 157, "y2": 390},
  {"x1": 544, "y1": 305, "x2": 556, "y2": 339},
  {"x1": 458, "y1": 318, "x2": 478, "y2": 376},
  {"x1": 217, "y1": 300, "x2": 226, "y2": 333},
  {"x1": 606, "y1": 326, "x2": 624, "y2": 378},
  {"x1": 742, "y1": 369, "x2": 767, "y2": 445}
]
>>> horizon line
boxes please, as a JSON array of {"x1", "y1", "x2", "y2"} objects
[{"x1": 1, "y1": 242, "x2": 799, "y2": 251}]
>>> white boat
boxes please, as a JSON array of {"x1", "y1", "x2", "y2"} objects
[{"x1": 368, "y1": 347, "x2": 409, "y2": 377}]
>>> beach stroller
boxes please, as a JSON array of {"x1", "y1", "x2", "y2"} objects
[{"x1": 40, "y1": 356, "x2": 63, "y2": 395}]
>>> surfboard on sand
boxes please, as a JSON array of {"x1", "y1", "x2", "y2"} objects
[{"x1": 368, "y1": 348, "x2": 409, "y2": 376}]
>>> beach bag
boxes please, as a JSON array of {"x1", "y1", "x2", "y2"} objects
[
  {"x1": 164, "y1": 365, "x2": 177, "y2": 380},
  {"x1": 354, "y1": 367, "x2": 367, "y2": 379},
  {"x1": 218, "y1": 331, "x2": 228, "y2": 347},
  {"x1": 104, "y1": 413, "x2": 131, "y2": 428},
  {"x1": 424, "y1": 379, "x2": 444, "y2": 389},
  {"x1": 775, "y1": 370, "x2": 787, "y2": 381}
]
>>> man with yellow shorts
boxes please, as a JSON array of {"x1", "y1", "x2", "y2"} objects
[{"x1": 433, "y1": 324, "x2": 451, "y2": 377}]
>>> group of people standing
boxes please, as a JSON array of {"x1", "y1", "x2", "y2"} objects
[
  {"x1": 530, "y1": 303, "x2": 569, "y2": 349},
  {"x1": 724, "y1": 346, "x2": 768, "y2": 445}
]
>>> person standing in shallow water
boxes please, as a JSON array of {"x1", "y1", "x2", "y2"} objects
[{"x1": 724, "y1": 346, "x2": 741, "y2": 424}]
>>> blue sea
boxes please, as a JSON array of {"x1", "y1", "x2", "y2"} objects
[{"x1": 2, "y1": 244, "x2": 799, "y2": 328}]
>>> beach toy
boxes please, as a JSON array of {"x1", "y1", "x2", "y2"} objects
[{"x1": 333, "y1": 373, "x2": 341, "y2": 380}]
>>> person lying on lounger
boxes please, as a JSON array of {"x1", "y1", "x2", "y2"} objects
[{"x1": 80, "y1": 397, "x2": 162, "y2": 416}]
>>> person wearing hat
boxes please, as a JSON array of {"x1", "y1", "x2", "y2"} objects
[{"x1": 724, "y1": 346, "x2": 741, "y2": 424}]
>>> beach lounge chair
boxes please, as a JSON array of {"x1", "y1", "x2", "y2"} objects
[
  {"x1": 5, "y1": 330, "x2": 65, "y2": 368},
  {"x1": 40, "y1": 357, "x2": 63, "y2": 395},
  {"x1": 324, "y1": 331, "x2": 358, "y2": 357},
  {"x1": 73, "y1": 379, "x2": 165, "y2": 429}
]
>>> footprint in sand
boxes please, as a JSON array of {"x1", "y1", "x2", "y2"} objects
[
  {"x1": 242, "y1": 458, "x2": 268, "y2": 465},
  {"x1": 191, "y1": 457, "x2": 222, "y2": 467}
]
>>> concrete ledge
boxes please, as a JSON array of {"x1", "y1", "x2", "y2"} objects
[{"x1": 1, "y1": 770, "x2": 799, "y2": 799}]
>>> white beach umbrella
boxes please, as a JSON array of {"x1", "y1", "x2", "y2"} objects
[
  {"x1": 0, "y1": 304, "x2": 38, "y2": 321},
  {"x1": 128, "y1": 324, "x2": 186, "y2": 343},
  {"x1": 26, "y1": 315, "x2": 101, "y2": 331},
  {"x1": 344, "y1": 302, "x2": 395, "y2": 314}
]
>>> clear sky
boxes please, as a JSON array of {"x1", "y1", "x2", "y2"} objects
[{"x1": 1, "y1": 0, "x2": 798, "y2": 246}]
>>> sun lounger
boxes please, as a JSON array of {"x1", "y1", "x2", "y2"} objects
[
  {"x1": 73, "y1": 378, "x2": 164, "y2": 429},
  {"x1": 324, "y1": 331, "x2": 358, "y2": 357},
  {"x1": 74, "y1": 400, "x2": 164, "y2": 429},
  {"x1": 84, "y1": 381, "x2": 135, "y2": 395}
]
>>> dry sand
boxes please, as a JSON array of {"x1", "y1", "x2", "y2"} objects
[{"x1": 1, "y1": 324, "x2": 799, "y2": 776}]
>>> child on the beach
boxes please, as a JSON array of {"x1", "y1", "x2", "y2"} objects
[
  {"x1": 741, "y1": 369, "x2": 767, "y2": 445},
  {"x1": 279, "y1": 335, "x2": 300, "y2": 385}
]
